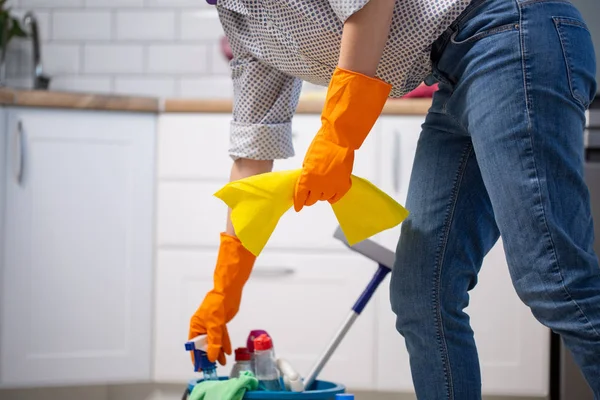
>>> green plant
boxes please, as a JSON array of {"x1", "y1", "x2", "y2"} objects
[{"x1": 0, "y1": 0, "x2": 27, "y2": 50}]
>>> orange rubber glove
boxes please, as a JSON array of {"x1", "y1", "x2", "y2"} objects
[
  {"x1": 294, "y1": 67, "x2": 392, "y2": 212},
  {"x1": 188, "y1": 232, "x2": 256, "y2": 366}
]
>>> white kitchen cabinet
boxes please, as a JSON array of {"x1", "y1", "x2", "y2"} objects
[
  {"x1": 0, "y1": 107, "x2": 156, "y2": 387},
  {"x1": 374, "y1": 116, "x2": 550, "y2": 396},
  {"x1": 153, "y1": 249, "x2": 378, "y2": 389}
]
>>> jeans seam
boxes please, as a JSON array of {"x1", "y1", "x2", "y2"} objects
[
  {"x1": 517, "y1": 0, "x2": 533, "y2": 130},
  {"x1": 442, "y1": 100, "x2": 469, "y2": 134},
  {"x1": 432, "y1": 142, "x2": 473, "y2": 400},
  {"x1": 519, "y1": 0, "x2": 600, "y2": 342}
]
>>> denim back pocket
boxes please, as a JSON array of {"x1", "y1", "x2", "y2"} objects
[{"x1": 553, "y1": 16, "x2": 597, "y2": 108}]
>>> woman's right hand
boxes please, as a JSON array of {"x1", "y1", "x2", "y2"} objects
[{"x1": 188, "y1": 291, "x2": 232, "y2": 366}]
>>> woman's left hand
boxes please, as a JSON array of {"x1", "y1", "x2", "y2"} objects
[{"x1": 293, "y1": 130, "x2": 355, "y2": 212}]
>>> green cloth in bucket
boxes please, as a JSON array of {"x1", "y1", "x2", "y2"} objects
[{"x1": 189, "y1": 371, "x2": 259, "y2": 400}]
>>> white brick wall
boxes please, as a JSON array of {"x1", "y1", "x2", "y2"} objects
[{"x1": 5, "y1": 0, "x2": 241, "y2": 98}]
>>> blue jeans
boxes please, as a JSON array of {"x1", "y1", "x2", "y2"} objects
[{"x1": 390, "y1": 0, "x2": 600, "y2": 398}]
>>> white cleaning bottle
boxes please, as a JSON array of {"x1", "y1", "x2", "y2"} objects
[{"x1": 253, "y1": 334, "x2": 283, "y2": 391}]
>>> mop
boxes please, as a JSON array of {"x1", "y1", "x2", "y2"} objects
[{"x1": 302, "y1": 226, "x2": 396, "y2": 390}]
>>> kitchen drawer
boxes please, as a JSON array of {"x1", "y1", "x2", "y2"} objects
[
  {"x1": 157, "y1": 114, "x2": 380, "y2": 184},
  {"x1": 158, "y1": 114, "x2": 231, "y2": 181},
  {"x1": 153, "y1": 249, "x2": 378, "y2": 389}
]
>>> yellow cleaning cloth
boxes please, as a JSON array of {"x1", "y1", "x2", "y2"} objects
[{"x1": 214, "y1": 170, "x2": 409, "y2": 256}]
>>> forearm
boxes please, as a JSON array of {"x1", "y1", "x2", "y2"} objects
[
  {"x1": 225, "y1": 158, "x2": 274, "y2": 235},
  {"x1": 338, "y1": 0, "x2": 396, "y2": 77}
]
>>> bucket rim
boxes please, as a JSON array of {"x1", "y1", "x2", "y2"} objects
[{"x1": 186, "y1": 377, "x2": 346, "y2": 398}]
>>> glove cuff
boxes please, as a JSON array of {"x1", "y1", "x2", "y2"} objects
[
  {"x1": 213, "y1": 232, "x2": 256, "y2": 321},
  {"x1": 320, "y1": 66, "x2": 392, "y2": 149}
]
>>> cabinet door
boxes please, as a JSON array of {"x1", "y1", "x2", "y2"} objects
[
  {"x1": 1, "y1": 108, "x2": 156, "y2": 387},
  {"x1": 374, "y1": 116, "x2": 549, "y2": 396},
  {"x1": 153, "y1": 249, "x2": 378, "y2": 390}
]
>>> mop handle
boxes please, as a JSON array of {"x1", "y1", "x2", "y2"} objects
[{"x1": 303, "y1": 263, "x2": 391, "y2": 390}]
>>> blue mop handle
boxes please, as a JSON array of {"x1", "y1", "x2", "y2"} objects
[
  {"x1": 352, "y1": 263, "x2": 391, "y2": 314},
  {"x1": 303, "y1": 263, "x2": 391, "y2": 390}
]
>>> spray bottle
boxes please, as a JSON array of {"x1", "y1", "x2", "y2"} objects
[{"x1": 185, "y1": 335, "x2": 218, "y2": 381}]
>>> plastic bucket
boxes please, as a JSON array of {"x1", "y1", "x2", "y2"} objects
[{"x1": 187, "y1": 377, "x2": 346, "y2": 399}]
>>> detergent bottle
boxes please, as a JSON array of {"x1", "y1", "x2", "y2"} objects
[
  {"x1": 185, "y1": 335, "x2": 219, "y2": 381},
  {"x1": 229, "y1": 347, "x2": 253, "y2": 378},
  {"x1": 253, "y1": 334, "x2": 283, "y2": 391}
]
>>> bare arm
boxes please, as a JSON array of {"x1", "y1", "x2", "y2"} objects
[
  {"x1": 226, "y1": 159, "x2": 273, "y2": 235},
  {"x1": 338, "y1": 0, "x2": 396, "y2": 77}
]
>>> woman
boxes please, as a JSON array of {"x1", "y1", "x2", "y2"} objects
[{"x1": 189, "y1": 0, "x2": 600, "y2": 398}]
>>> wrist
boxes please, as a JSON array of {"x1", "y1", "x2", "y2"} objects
[{"x1": 320, "y1": 66, "x2": 392, "y2": 149}]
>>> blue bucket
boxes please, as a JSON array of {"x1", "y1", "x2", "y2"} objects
[{"x1": 187, "y1": 377, "x2": 346, "y2": 399}]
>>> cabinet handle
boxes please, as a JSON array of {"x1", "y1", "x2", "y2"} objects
[
  {"x1": 392, "y1": 130, "x2": 400, "y2": 193},
  {"x1": 251, "y1": 267, "x2": 296, "y2": 279},
  {"x1": 13, "y1": 120, "x2": 24, "y2": 185}
]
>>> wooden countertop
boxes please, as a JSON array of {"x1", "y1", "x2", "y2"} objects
[
  {"x1": 0, "y1": 88, "x2": 160, "y2": 113},
  {"x1": 164, "y1": 97, "x2": 432, "y2": 115},
  {"x1": 0, "y1": 88, "x2": 432, "y2": 115}
]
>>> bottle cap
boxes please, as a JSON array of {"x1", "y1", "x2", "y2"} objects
[
  {"x1": 234, "y1": 347, "x2": 251, "y2": 361},
  {"x1": 335, "y1": 395, "x2": 355, "y2": 399},
  {"x1": 254, "y1": 334, "x2": 273, "y2": 351},
  {"x1": 247, "y1": 330, "x2": 270, "y2": 352}
]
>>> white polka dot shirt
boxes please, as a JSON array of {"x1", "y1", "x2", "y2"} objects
[{"x1": 215, "y1": 0, "x2": 471, "y2": 160}]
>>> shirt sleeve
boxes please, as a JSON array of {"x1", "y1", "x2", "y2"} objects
[
  {"x1": 217, "y1": 7, "x2": 303, "y2": 161},
  {"x1": 328, "y1": 0, "x2": 371, "y2": 23},
  {"x1": 229, "y1": 56, "x2": 303, "y2": 161}
]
